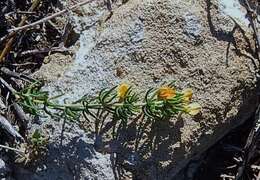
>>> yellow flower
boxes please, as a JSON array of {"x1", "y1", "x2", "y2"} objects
[
  {"x1": 182, "y1": 88, "x2": 193, "y2": 103},
  {"x1": 118, "y1": 83, "x2": 129, "y2": 100},
  {"x1": 157, "y1": 86, "x2": 176, "y2": 100},
  {"x1": 184, "y1": 103, "x2": 201, "y2": 115}
]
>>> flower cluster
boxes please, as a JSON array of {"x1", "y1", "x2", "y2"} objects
[
  {"x1": 117, "y1": 82, "x2": 201, "y2": 119},
  {"x1": 138, "y1": 83, "x2": 201, "y2": 119},
  {"x1": 157, "y1": 86, "x2": 201, "y2": 115}
]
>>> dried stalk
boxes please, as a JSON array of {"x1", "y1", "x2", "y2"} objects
[
  {"x1": 0, "y1": 115, "x2": 24, "y2": 142},
  {"x1": 0, "y1": 67, "x2": 35, "y2": 82},
  {"x1": 0, "y1": 0, "x2": 41, "y2": 62},
  {"x1": 9, "y1": 0, "x2": 94, "y2": 33},
  {"x1": 13, "y1": 103, "x2": 29, "y2": 136},
  {"x1": 0, "y1": 144, "x2": 24, "y2": 154}
]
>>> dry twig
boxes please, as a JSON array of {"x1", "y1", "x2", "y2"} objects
[
  {"x1": 9, "y1": 0, "x2": 94, "y2": 33},
  {"x1": 0, "y1": 0, "x2": 41, "y2": 62},
  {"x1": 0, "y1": 115, "x2": 24, "y2": 142},
  {"x1": 0, "y1": 144, "x2": 24, "y2": 154}
]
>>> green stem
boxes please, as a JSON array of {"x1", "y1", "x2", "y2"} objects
[{"x1": 32, "y1": 99, "x2": 152, "y2": 111}]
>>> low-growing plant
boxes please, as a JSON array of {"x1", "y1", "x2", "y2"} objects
[
  {"x1": 15, "y1": 129, "x2": 48, "y2": 165},
  {"x1": 14, "y1": 80, "x2": 201, "y2": 136}
]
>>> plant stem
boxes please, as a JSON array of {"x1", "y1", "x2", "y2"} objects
[{"x1": 32, "y1": 99, "x2": 156, "y2": 112}]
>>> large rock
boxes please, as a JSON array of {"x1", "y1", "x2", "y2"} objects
[
  {"x1": 31, "y1": 0, "x2": 258, "y2": 179},
  {"x1": 13, "y1": 122, "x2": 115, "y2": 180}
]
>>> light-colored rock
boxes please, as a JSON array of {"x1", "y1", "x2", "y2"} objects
[
  {"x1": 14, "y1": 122, "x2": 115, "y2": 180},
  {"x1": 30, "y1": 0, "x2": 259, "y2": 179}
]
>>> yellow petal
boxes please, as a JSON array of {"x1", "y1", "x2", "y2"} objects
[
  {"x1": 182, "y1": 88, "x2": 193, "y2": 103},
  {"x1": 118, "y1": 83, "x2": 129, "y2": 99},
  {"x1": 184, "y1": 103, "x2": 201, "y2": 115},
  {"x1": 157, "y1": 86, "x2": 176, "y2": 100}
]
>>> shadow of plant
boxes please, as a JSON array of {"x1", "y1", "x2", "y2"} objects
[{"x1": 95, "y1": 113, "x2": 186, "y2": 179}]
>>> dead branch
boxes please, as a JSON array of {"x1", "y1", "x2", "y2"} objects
[
  {"x1": 0, "y1": 67, "x2": 36, "y2": 82},
  {"x1": 0, "y1": 114, "x2": 24, "y2": 142},
  {"x1": 0, "y1": 77, "x2": 17, "y2": 95},
  {"x1": 8, "y1": 0, "x2": 94, "y2": 33},
  {"x1": 18, "y1": 46, "x2": 69, "y2": 57},
  {"x1": 12, "y1": 103, "x2": 29, "y2": 137},
  {"x1": 0, "y1": 0, "x2": 41, "y2": 62}
]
